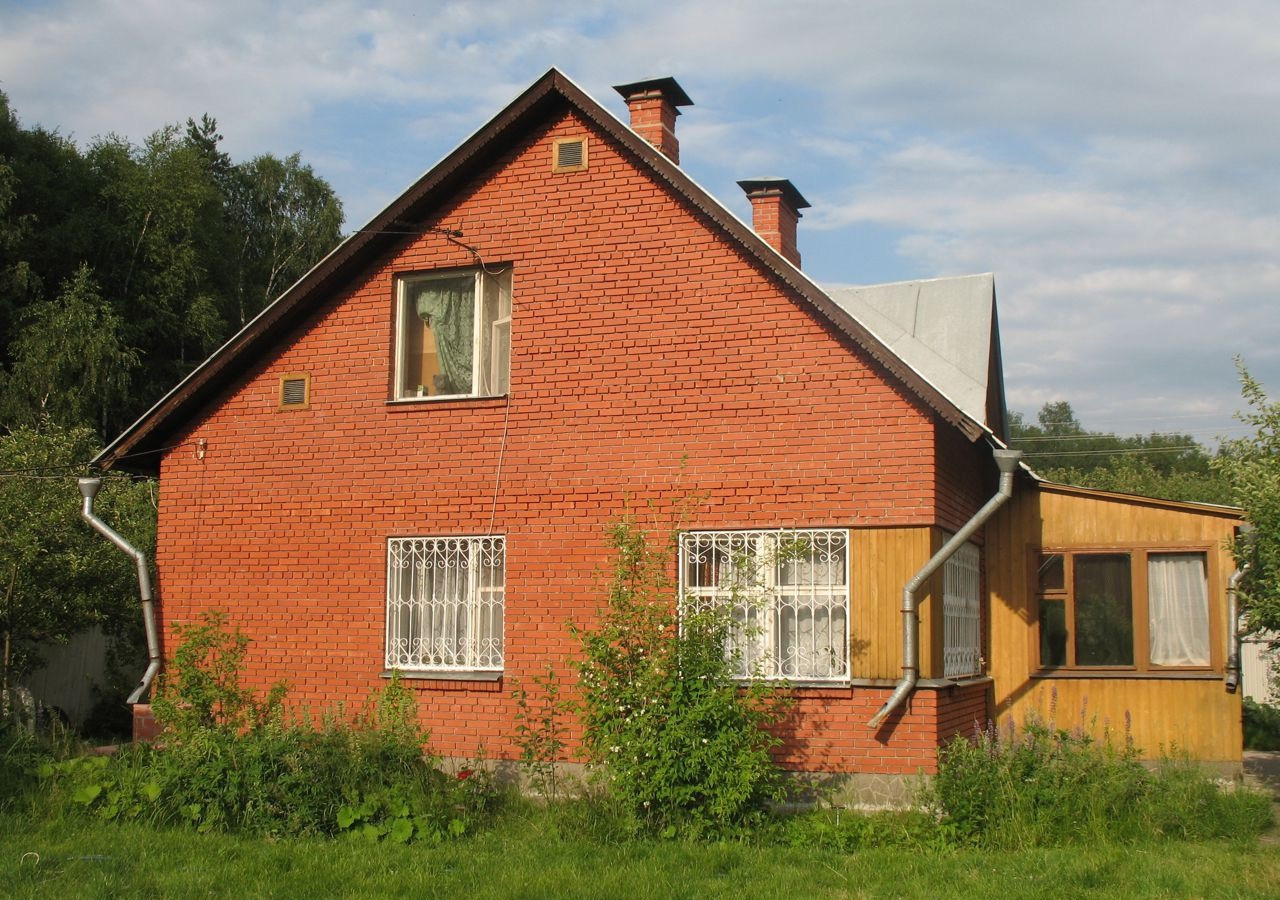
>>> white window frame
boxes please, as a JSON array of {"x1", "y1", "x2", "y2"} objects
[
  {"x1": 385, "y1": 536, "x2": 505, "y2": 673},
  {"x1": 942, "y1": 541, "x2": 982, "y2": 678},
  {"x1": 392, "y1": 267, "x2": 511, "y2": 401},
  {"x1": 679, "y1": 529, "x2": 850, "y2": 683}
]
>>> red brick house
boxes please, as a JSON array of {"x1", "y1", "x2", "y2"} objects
[{"x1": 93, "y1": 69, "x2": 1245, "y2": 793}]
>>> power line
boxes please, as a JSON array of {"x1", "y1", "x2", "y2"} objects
[{"x1": 1022, "y1": 445, "x2": 1202, "y2": 459}]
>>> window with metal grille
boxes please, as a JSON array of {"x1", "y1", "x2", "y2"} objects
[
  {"x1": 386, "y1": 536, "x2": 504, "y2": 673},
  {"x1": 679, "y1": 529, "x2": 850, "y2": 682},
  {"x1": 942, "y1": 541, "x2": 982, "y2": 678}
]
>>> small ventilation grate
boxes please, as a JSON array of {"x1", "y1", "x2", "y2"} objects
[
  {"x1": 278, "y1": 374, "x2": 310, "y2": 410},
  {"x1": 552, "y1": 137, "x2": 588, "y2": 172}
]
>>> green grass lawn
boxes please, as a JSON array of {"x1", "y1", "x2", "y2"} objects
[{"x1": 4, "y1": 808, "x2": 1280, "y2": 899}]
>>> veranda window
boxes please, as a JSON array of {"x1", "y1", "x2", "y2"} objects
[
  {"x1": 1037, "y1": 549, "x2": 1210, "y2": 671},
  {"x1": 386, "y1": 536, "x2": 504, "y2": 673},
  {"x1": 680, "y1": 529, "x2": 850, "y2": 682}
]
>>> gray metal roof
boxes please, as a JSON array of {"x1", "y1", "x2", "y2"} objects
[{"x1": 823, "y1": 273, "x2": 999, "y2": 431}]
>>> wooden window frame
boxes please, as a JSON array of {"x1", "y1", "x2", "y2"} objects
[
  {"x1": 1033, "y1": 545, "x2": 1219, "y2": 675},
  {"x1": 551, "y1": 136, "x2": 588, "y2": 173},
  {"x1": 277, "y1": 373, "x2": 311, "y2": 410}
]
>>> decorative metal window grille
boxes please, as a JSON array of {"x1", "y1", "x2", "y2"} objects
[
  {"x1": 942, "y1": 541, "x2": 982, "y2": 678},
  {"x1": 386, "y1": 536, "x2": 504, "y2": 672},
  {"x1": 680, "y1": 529, "x2": 850, "y2": 682}
]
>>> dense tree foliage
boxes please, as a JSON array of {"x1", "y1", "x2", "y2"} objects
[
  {"x1": 1213, "y1": 366, "x2": 1280, "y2": 633},
  {"x1": 1008, "y1": 401, "x2": 1231, "y2": 505},
  {"x1": 0, "y1": 92, "x2": 343, "y2": 688},
  {"x1": 0, "y1": 90, "x2": 344, "y2": 438}
]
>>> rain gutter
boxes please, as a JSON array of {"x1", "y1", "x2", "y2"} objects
[
  {"x1": 868, "y1": 448, "x2": 1022, "y2": 729},
  {"x1": 78, "y1": 478, "x2": 160, "y2": 705}
]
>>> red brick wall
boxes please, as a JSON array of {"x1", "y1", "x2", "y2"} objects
[
  {"x1": 936, "y1": 681, "x2": 993, "y2": 748},
  {"x1": 934, "y1": 421, "x2": 990, "y2": 536},
  {"x1": 152, "y1": 107, "x2": 972, "y2": 771}
]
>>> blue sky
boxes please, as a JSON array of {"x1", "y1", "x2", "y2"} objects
[{"x1": 3, "y1": 0, "x2": 1278, "y2": 448}]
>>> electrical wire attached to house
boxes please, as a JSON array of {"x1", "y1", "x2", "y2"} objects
[
  {"x1": 358, "y1": 222, "x2": 512, "y2": 277},
  {"x1": 487, "y1": 394, "x2": 512, "y2": 537}
]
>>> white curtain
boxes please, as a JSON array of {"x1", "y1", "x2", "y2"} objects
[{"x1": 1148, "y1": 553, "x2": 1210, "y2": 666}]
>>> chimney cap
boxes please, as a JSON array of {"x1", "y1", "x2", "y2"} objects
[
  {"x1": 612, "y1": 77, "x2": 694, "y2": 109},
  {"x1": 737, "y1": 177, "x2": 811, "y2": 210}
]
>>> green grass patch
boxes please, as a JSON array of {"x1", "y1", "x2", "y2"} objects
[{"x1": 3, "y1": 807, "x2": 1279, "y2": 899}]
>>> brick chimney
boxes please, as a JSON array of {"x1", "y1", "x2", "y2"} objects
[
  {"x1": 613, "y1": 77, "x2": 693, "y2": 164},
  {"x1": 737, "y1": 178, "x2": 810, "y2": 268}
]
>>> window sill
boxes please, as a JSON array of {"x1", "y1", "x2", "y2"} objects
[
  {"x1": 387, "y1": 394, "x2": 508, "y2": 407},
  {"x1": 762, "y1": 676, "x2": 993, "y2": 691},
  {"x1": 1032, "y1": 669, "x2": 1221, "y2": 681},
  {"x1": 382, "y1": 669, "x2": 503, "y2": 682}
]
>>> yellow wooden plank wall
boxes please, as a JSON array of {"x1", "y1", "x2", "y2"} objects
[
  {"x1": 850, "y1": 526, "x2": 935, "y2": 680},
  {"x1": 986, "y1": 483, "x2": 1243, "y2": 763}
]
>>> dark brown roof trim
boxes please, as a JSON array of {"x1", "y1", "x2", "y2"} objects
[{"x1": 96, "y1": 68, "x2": 981, "y2": 473}]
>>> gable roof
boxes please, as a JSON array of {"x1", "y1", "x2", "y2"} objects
[
  {"x1": 825, "y1": 274, "x2": 1007, "y2": 438},
  {"x1": 95, "y1": 67, "x2": 990, "y2": 474}
]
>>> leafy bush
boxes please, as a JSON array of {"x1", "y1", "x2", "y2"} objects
[
  {"x1": 44, "y1": 612, "x2": 498, "y2": 842},
  {"x1": 930, "y1": 716, "x2": 1272, "y2": 848},
  {"x1": 1244, "y1": 697, "x2": 1280, "y2": 751},
  {"x1": 573, "y1": 517, "x2": 788, "y2": 836}
]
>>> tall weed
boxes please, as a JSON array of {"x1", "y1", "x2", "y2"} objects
[{"x1": 930, "y1": 714, "x2": 1272, "y2": 848}]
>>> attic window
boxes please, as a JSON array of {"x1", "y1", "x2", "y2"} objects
[
  {"x1": 552, "y1": 137, "x2": 588, "y2": 172},
  {"x1": 394, "y1": 267, "x2": 512, "y2": 401},
  {"x1": 278, "y1": 374, "x2": 310, "y2": 410}
]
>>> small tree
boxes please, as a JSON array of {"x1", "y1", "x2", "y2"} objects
[
  {"x1": 0, "y1": 423, "x2": 154, "y2": 693},
  {"x1": 0, "y1": 264, "x2": 139, "y2": 432},
  {"x1": 1214, "y1": 363, "x2": 1280, "y2": 634},
  {"x1": 572, "y1": 516, "x2": 787, "y2": 835}
]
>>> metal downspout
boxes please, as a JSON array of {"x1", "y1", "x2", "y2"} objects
[
  {"x1": 1225, "y1": 564, "x2": 1249, "y2": 693},
  {"x1": 78, "y1": 478, "x2": 160, "y2": 705},
  {"x1": 868, "y1": 448, "x2": 1022, "y2": 729}
]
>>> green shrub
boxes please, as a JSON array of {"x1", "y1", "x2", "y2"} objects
[
  {"x1": 1244, "y1": 697, "x2": 1280, "y2": 750},
  {"x1": 44, "y1": 613, "x2": 499, "y2": 842},
  {"x1": 573, "y1": 516, "x2": 788, "y2": 836},
  {"x1": 930, "y1": 716, "x2": 1272, "y2": 848},
  {"x1": 513, "y1": 664, "x2": 570, "y2": 802}
]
